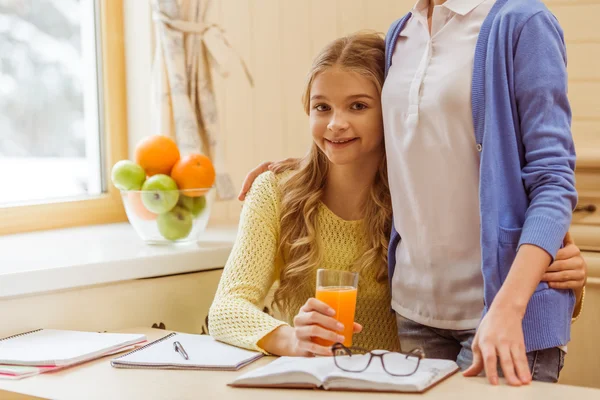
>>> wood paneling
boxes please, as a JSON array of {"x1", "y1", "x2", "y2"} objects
[{"x1": 546, "y1": 1, "x2": 600, "y2": 173}]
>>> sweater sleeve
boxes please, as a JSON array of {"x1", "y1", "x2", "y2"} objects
[
  {"x1": 208, "y1": 172, "x2": 287, "y2": 353},
  {"x1": 514, "y1": 11, "x2": 578, "y2": 260}
]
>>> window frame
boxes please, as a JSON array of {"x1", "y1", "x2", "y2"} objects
[{"x1": 0, "y1": 0, "x2": 128, "y2": 235}]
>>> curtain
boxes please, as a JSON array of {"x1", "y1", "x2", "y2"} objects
[{"x1": 151, "y1": 0, "x2": 252, "y2": 200}]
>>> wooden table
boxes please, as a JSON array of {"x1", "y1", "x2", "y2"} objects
[{"x1": 1, "y1": 328, "x2": 599, "y2": 400}]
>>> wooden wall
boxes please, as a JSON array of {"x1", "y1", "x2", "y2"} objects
[{"x1": 207, "y1": 0, "x2": 600, "y2": 223}]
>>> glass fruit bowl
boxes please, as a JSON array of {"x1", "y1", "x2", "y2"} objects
[{"x1": 120, "y1": 188, "x2": 214, "y2": 244}]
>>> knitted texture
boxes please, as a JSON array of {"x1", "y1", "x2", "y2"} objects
[{"x1": 209, "y1": 171, "x2": 400, "y2": 353}]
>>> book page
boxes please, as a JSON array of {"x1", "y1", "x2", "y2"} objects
[
  {"x1": 324, "y1": 355, "x2": 459, "y2": 392},
  {"x1": 231, "y1": 356, "x2": 335, "y2": 387}
]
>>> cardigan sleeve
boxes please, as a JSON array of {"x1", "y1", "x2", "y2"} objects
[
  {"x1": 514, "y1": 11, "x2": 578, "y2": 260},
  {"x1": 208, "y1": 172, "x2": 287, "y2": 353}
]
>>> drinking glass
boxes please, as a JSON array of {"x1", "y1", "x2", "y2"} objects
[{"x1": 313, "y1": 269, "x2": 359, "y2": 347}]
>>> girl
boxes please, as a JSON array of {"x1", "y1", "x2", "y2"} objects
[
  {"x1": 209, "y1": 32, "x2": 400, "y2": 356},
  {"x1": 238, "y1": 0, "x2": 586, "y2": 385}
]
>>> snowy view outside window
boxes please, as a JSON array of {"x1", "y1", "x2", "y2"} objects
[{"x1": 0, "y1": 0, "x2": 104, "y2": 206}]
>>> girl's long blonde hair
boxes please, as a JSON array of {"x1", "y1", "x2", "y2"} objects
[{"x1": 273, "y1": 32, "x2": 392, "y2": 315}]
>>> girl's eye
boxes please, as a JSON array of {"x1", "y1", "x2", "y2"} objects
[
  {"x1": 314, "y1": 104, "x2": 330, "y2": 112},
  {"x1": 351, "y1": 102, "x2": 368, "y2": 110}
]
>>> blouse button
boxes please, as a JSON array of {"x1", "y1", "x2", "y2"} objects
[{"x1": 476, "y1": 144, "x2": 483, "y2": 152}]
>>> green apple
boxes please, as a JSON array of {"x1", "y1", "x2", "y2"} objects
[
  {"x1": 157, "y1": 206, "x2": 193, "y2": 240},
  {"x1": 111, "y1": 160, "x2": 146, "y2": 190},
  {"x1": 177, "y1": 195, "x2": 207, "y2": 217},
  {"x1": 141, "y1": 174, "x2": 179, "y2": 214}
]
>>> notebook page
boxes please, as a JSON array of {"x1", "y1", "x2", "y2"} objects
[
  {"x1": 0, "y1": 330, "x2": 146, "y2": 366},
  {"x1": 231, "y1": 356, "x2": 334, "y2": 387},
  {"x1": 113, "y1": 333, "x2": 261, "y2": 368}
]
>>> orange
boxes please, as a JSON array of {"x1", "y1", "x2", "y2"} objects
[
  {"x1": 135, "y1": 135, "x2": 180, "y2": 176},
  {"x1": 127, "y1": 192, "x2": 157, "y2": 221},
  {"x1": 170, "y1": 153, "x2": 216, "y2": 197}
]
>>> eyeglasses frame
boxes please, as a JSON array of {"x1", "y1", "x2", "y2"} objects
[{"x1": 331, "y1": 342, "x2": 425, "y2": 377}]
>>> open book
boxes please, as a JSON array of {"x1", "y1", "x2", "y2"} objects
[{"x1": 230, "y1": 353, "x2": 459, "y2": 393}]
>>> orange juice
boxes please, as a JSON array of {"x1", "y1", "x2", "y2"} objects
[{"x1": 313, "y1": 286, "x2": 358, "y2": 347}]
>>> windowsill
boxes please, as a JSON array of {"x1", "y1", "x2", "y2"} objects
[{"x1": 0, "y1": 222, "x2": 237, "y2": 300}]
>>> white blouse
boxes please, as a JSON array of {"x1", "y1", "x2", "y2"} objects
[{"x1": 382, "y1": 0, "x2": 496, "y2": 330}]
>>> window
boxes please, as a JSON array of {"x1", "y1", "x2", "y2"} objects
[{"x1": 0, "y1": 0, "x2": 127, "y2": 235}]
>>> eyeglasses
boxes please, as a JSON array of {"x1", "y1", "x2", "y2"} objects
[{"x1": 332, "y1": 343, "x2": 425, "y2": 377}]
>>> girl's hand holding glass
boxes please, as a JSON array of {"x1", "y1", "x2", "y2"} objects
[{"x1": 290, "y1": 298, "x2": 363, "y2": 357}]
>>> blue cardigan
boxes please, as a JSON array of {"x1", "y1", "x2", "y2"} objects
[{"x1": 385, "y1": 0, "x2": 577, "y2": 352}]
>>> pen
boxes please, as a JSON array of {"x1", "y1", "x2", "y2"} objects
[{"x1": 173, "y1": 341, "x2": 189, "y2": 360}]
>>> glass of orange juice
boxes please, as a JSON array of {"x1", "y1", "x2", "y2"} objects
[{"x1": 313, "y1": 269, "x2": 359, "y2": 348}]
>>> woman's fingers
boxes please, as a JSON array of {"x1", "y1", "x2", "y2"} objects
[
  {"x1": 238, "y1": 161, "x2": 272, "y2": 201},
  {"x1": 463, "y1": 343, "x2": 484, "y2": 378},
  {"x1": 548, "y1": 281, "x2": 584, "y2": 290},
  {"x1": 546, "y1": 257, "x2": 580, "y2": 273},
  {"x1": 511, "y1": 345, "x2": 532, "y2": 384},
  {"x1": 542, "y1": 269, "x2": 585, "y2": 283},
  {"x1": 554, "y1": 243, "x2": 580, "y2": 262},
  {"x1": 353, "y1": 322, "x2": 363, "y2": 333},
  {"x1": 481, "y1": 344, "x2": 499, "y2": 385},
  {"x1": 545, "y1": 251, "x2": 587, "y2": 292},
  {"x1": 497, "y1": 345, "x2": 521, "y2": 386},
  {"x1": 563, "y1": 231, "x2": 574, "y2": 246}
]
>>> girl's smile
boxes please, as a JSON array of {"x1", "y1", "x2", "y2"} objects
[{"x1": 324, "y1": 137, "x2": 359, "y2": 149}]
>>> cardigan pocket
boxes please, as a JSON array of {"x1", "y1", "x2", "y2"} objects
[
  {"x1": 498, "y1": 226, "x2": 522, "y2": 244},
  {"x1": 497, "y1": 226, "x2": 549, "y2": 292}
]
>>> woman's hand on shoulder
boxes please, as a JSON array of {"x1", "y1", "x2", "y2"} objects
[
  {"x1": 238, "y1": 161, "x2": 272, "y2": 201},
  {"x1": 238, "y1": 158, "x2": 301, "y2": 201},
  {"x1": 542, "y1": 232, "x2": 587, "y2": 290}
]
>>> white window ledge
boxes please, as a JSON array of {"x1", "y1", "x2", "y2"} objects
[{"x1": 0, "y1": 223, "x2": 237, "y2": 299}]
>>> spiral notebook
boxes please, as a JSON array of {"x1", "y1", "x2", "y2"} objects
[
  {"x1": 111, "y1": 332, "x2": 263, "y2": 371},
  {"x1": 0, "y1": 329, "x2": 147, "y2": 367}
]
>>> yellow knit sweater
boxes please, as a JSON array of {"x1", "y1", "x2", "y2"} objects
[{"x1": 209, "y1": 171, "x2": 400, "y2": 354}]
